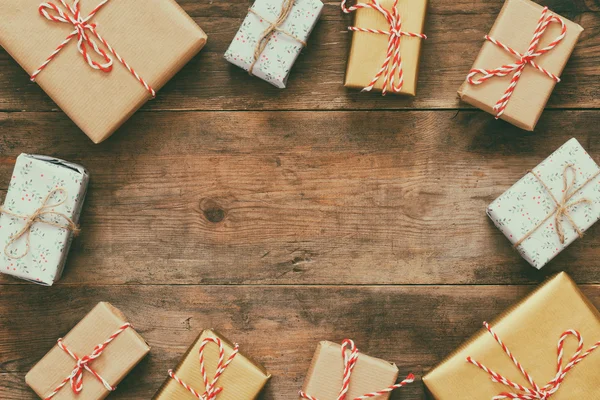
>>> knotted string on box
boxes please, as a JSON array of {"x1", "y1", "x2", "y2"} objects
[
  {"x1": 298, "y1": 339, "x2": 415, "y2": 400},
  {"x1": 466, "y1": 7, "x2": 566, "y2": 119},
  {"x1": 513, "y1": 164, "x2": 600, "y2": 249},
  {"x1": 0, "y1": 187, "x2": 80, "y2": 259},
  {"x1": 247, "y1": 0, "x2": 308, "y2": 75},
  {"x1": 43, "y1": 323, "x2": 132, "y2": 400},
  {"x1": 341, "y1": 0, "x2": 427, "y2": 96},
  {"x1": 467, "y1": 322, "x2": 600, "y2": 399},
  {"x1": 32, "y1": 0, "x2": 156, "y2": 97},
  {"x1": 168, "y1": 337, "x2": 239, "y2": 400}
]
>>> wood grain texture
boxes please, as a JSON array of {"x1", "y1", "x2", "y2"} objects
[
  {"x1": 1, "y1": 283, "x2": 599, "y2": 399},
  {"x1": 0, "y1": 0, "x2": 599, "y2": 112}
]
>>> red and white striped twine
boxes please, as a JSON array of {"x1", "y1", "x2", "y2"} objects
[
  {"x1": 341, "y1": 0, "x2": 426, "y2": 96},
  {"x1": 43, "y1": 323, "x2": 131, "y2": 400},
  {"x1": 467, "y1": 322, "x2": 600, "y2": 399},
  {"x1": 299, "y1": 339, "x2": 415, "y2": 400},
  {"x1": 32, "y1": 0, "x2": 155, "y2": 97},
  {"x1": 466, "y1": 7, "x2": 566, "y2": 119},
  {"x1": 168, "y1": 337, "x2": 239, "y2": 400}
]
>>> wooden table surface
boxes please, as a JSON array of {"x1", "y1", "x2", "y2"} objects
[{"x1": 1, "y1": 0, "x2": 600, "y2": 399}]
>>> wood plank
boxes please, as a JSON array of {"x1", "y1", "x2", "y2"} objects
[
  {"x1": 1, "y1": 110, "x2": 600, "y2": 285},
  {"x1": 1, "y1": 283, "x2": 599, "y2": 399},
  {"x1": 0, "y1": 1, "x2": 599, "y2": 111}
]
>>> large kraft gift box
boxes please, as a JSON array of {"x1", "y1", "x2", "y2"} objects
[
  {"x1": 458, "y1": 0, "x2": 583, "y2": 130},
  {"x1": 344, "y1": 0, "x2": 428, "y2": 96},
  {"x1": 154, "y1": 329, "x2": 271, "y2": 399},
  {"x1": 299, "y1": 341, "x2": 405, "y2": 399},
  {"x1": 26, "y1": 302, "x2": 150, "y2": 400},
  {"x1": 423, "y1": 272, "x2": 600, "y2": 399},
  {"x1": 0, "y1": 0, "x2": 207, "y2": 143}
]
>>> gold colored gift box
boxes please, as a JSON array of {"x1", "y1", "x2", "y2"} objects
[
  {"x1": 423, "y1": 273, "x2": 600, "y2": 399},
  {"x1": 299, "y1": 341, "x2": 400, "y2": 399},
  {"x1": 344, "y1": 0, "x2": 428, "y2": 96},
  {"x1": 26, "y1": 302, "x2": 150, "y2": 400},
  {"x1": 458, "y1": 0, "x2": 583, "y2": 130},
  {"x1": 154, "y1": 330, "x2": 271, "y2": 400},
  {"x1": 0, "y1": 0, "x2": 207, "y2": 143}
]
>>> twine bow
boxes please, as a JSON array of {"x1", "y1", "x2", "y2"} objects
[
  {"x1": 169, "y1": 337, "x2": 239, "y2": 400},
  {"x1": 342, "y1": 0, "x2": 427, "y2": 95},
  {"x1": 467, "y1": 322, "x2": 600, "y2": 399},
  {"x1": 299, "y1": 339, "x2": 415, "y2": 400},
  {"x1": 247, "y1": 0, "x2": 308, "y2": 75},
  {"x1": 513, "y1": 165, "x2": 600, "y2": 249},
  {"x1": 32, "y1": 0, "x2": 155, "y2": 97},
  {"x1": 466, "y1": 7, "x2": 566, "y2": 119},
  {"x1": 43, "y1": 323, "x2": 131, "y2": 400},
  {"x1": 0, "y1": 188, "x2": 80, "y2": 260}
]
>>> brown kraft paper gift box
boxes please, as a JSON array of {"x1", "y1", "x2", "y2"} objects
[
  {"x1": 344, "y1": 0, "x2": 428, "y2": 96},
  {"x1": 423, "y1": 272, "x2": 600, "y2": 399},
  {"x1": 458, "y1": 0, "x2": 583, "y2": 130},
  {"x1": 299, "y1": 340, "x2": 412, "y2": 399},
  {"x1": 154, "y1": 329, "x2": 271, "y2": 400},
  {"x1": 26, "y1": 302, "x2": 150, "y2": 400},
  {"x1": 0, "y1": 0, "x2": 207, "y2": 144}
]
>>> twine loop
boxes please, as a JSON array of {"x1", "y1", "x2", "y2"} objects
[
  {"x1": 247, "y1": 0, "x2": 307, "y2": 75},
  {"x1": 299, "y1": 339, "x2": 415, "y2": 400},
  {"x1": 44, "y1": 323, "x2": 132, "y2": 400},
  {"x1": 513, "y1": 165, "x2": 600, "y2": 249},
  {"x1": 0, "y1": 187, "x2": 80, "y2": 260},
  {"x1": 466, "y1": 7, "x2": 566, "y2": 119},
  {"x1": 169, "y1": 337, "x2": 239, "y2": 400},
  {"x1": 32, "y1": 0, "x2": 155, "y2": 97},
  {"x1": 342, "y1": 0, "x2": 427, "y2": 95},
  {"x1": 467, "y1": 322, "x2": 600, "y2": 399}
]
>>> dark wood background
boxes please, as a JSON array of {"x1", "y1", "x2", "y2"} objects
[{"x1": 1, "y1": 0, "x2": 600, "y2": 398}]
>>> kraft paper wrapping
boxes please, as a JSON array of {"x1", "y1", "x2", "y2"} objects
[
  {"x1": 423, "y1": 273, "x2": 600, "y2": 399},
  {"x1": 0, "y1": 154, "x2": 89, "y2": 286},
  {"x1": 0, "y1": 0, "x2": 207, "y2": 143},
  {"x1": 26, "y1": 302, "x2": 150, "y2": 400},
  {"x1": 299, "y1": 341, "x2": 400, "y2": 400},
  {"x1": 154, "y1": 330, "x2": 271, "y2": 400},
  {"x1": 487, "y1": 138, "x2": 600, "y2": 270},
  {"x1": 344, "y1": 0, "x2": 428, "y2": 96},
  {"x1": 458, "y1": 0, "x2": 583, "y2": 131}
]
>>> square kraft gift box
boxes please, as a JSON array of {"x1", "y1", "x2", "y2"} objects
[
  {"x1": 343, "y1": 0, "x2": 428, "y2": 96},
  {"x1": 0, "y1": 154, "x2": 89, "y2": 285},
  {"x1": 458, "y1": 0, "x2": 583, "y2": 130},
  {"x1": 154, "y1": 330, "x2": 271, "y2": 399},
  {"x1": 26, "y1": 302, "x2": 150, "y2": 400},
  {"x1": 224, "y1": 0, "x2": 324, "y2": 88},
  {"x1": 423, "y1": 272, "x2": 600, "y2": 399},
  {"x1": 487, "y1": 138, "x2": 600, "y2": 269},
  {"x1": 0, "y1": 0, "x2": 207, "y2": 143},
  {"x1": 298, "y1": 340, "x2": 415, "y2": 399}
]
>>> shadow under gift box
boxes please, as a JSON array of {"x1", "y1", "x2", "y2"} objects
[
  {"x1": 0, "y1": 0, "x2": 207, "y2": 143},
  {"x1": 423, "y1": 272, "x2": 600, "y2": 399},
  {"x1": 457, "y1": 0, "x2": 583, "y2": 131}
]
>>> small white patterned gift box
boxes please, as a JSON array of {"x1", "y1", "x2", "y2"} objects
[
  {"x1": 0, "y1": 155, "x2": 89, "y2": 285},
  {"x1": 487, "y1": 138, "x2": 600, "y2": 269},
  {"x1": 224, "y1": 0, "x2": 323, "y2": 88}
]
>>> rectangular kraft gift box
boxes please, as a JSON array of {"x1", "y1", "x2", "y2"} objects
[
  {"x1": 299, "y1": 341, "x2": 400, "y2": 399},
  {"x1": 154, "y1": 329, "x2": 271, "y2": 399},
  {"x1": 458, "y1": 0, "x2": 583, "y2": 130},
  {"x1": 487, "y1": 138, "x2": 600, "y2": 270},
  {"x1": 423, "y1": 272, "x2": 600, "y2": 399},
  {"x1": 0, "y1": 0, "x2": 207, "y2": 144},
  {"x1": 26, "y1": 302, "x2": 150, "y2": 400},
  {"x1": 344, "y1": 0, "x2": 428, "y2": 96},
  {"x1": 0, "y1": 154, "x2": 89, "y2": 285},
  {"x1": 224, "y1": 0, "x2": 324, "y2": 89}
]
